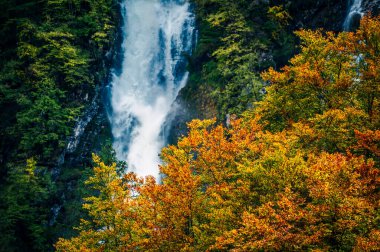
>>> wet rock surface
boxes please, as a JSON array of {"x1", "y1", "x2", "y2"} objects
[{"x1": 363, "y1": 0, "x2": 380, "y2": 14}]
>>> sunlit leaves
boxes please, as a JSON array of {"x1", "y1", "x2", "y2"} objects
[
  {"x1": 57, "y1": 114, "x2": 379, "y2": 251},
  {"x1": 258, "y1": 15, "x2": 380, "y2": 159},
  {"x1": 56, "y1": 15, "x2": 380, "y2": 252}
]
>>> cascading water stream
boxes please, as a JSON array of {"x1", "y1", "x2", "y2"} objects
[
  {"x1": 108, "y1": 0, "x2": 195, "y2": 179},
  {"x1": 343, "y1": 0, "x2": 364, "y2": 31}
]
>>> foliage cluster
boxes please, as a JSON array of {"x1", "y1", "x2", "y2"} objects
[
  {"x1": 184, "y1": 0, "x2": 295, "y2": 120},
  {"x1": 56, "y1": 16, "x2": 380, "y2": 251},
  {"x1": 0, "y1": 0, "x2": 117, "y2": 250}
]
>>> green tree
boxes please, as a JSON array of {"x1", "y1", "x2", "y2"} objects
[{"x1": 0, "y1": 159, "x2": 53, "y2": 251}]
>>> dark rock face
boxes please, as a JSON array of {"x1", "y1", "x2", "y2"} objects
[
  {"x1": 165, "y1": 100, "x2": 191, "y2": 146},
  {"x1": 350, "y1": 12, "x2": 364, "y2": 30},
  {"x1": 281, "y1": 0, "x2": 378, "y2": 32},
  {"x1": 62, "y1": 101, "x2": 112, "y2": 168},
  {"x1": 60, "y1": 7, "x2": 124, "y2": 169},
  {"x1": 363, "y1": 0, "x2": 380, "y2": 15},
  {"x1": 273, "y1": 0, "x2": 349, "y2": 31}
]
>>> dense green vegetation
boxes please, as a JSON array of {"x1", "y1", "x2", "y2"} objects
[
  {"x1": 0, "y1": 0, "x2": 118, "y2": 250},
  {"x1": 183, "y1": 0, "x2": 296, "y2": 120}
]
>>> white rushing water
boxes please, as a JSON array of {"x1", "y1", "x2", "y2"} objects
[
  {"x1": 109, "y1": 0, "x2": 195, "y2": 179},
  {"x1": 343, "y1": 0, "x2": 364, "y2": 31}
]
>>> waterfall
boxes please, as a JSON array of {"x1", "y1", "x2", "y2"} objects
[
  {"x1": 343, "y1": 0, "x2": 364, "y2": 31},
  {"x1": 108, "y1": 0, "x2": 195, "y2": 179}
]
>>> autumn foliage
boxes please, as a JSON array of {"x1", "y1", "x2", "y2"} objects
[{"x1": 55, "y1": 16, "x2": 380, "y2": 251}]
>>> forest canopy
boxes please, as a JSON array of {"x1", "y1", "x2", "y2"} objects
[
  {"x1": 0, "y1": 0, "x2": 379, "y2": 251},
  {"x1": 55, "y1": 15, "x2": 380, "y2": 252},
  {"x1": 0, "y1": 0, "x2": 118, "y2": 250}
]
